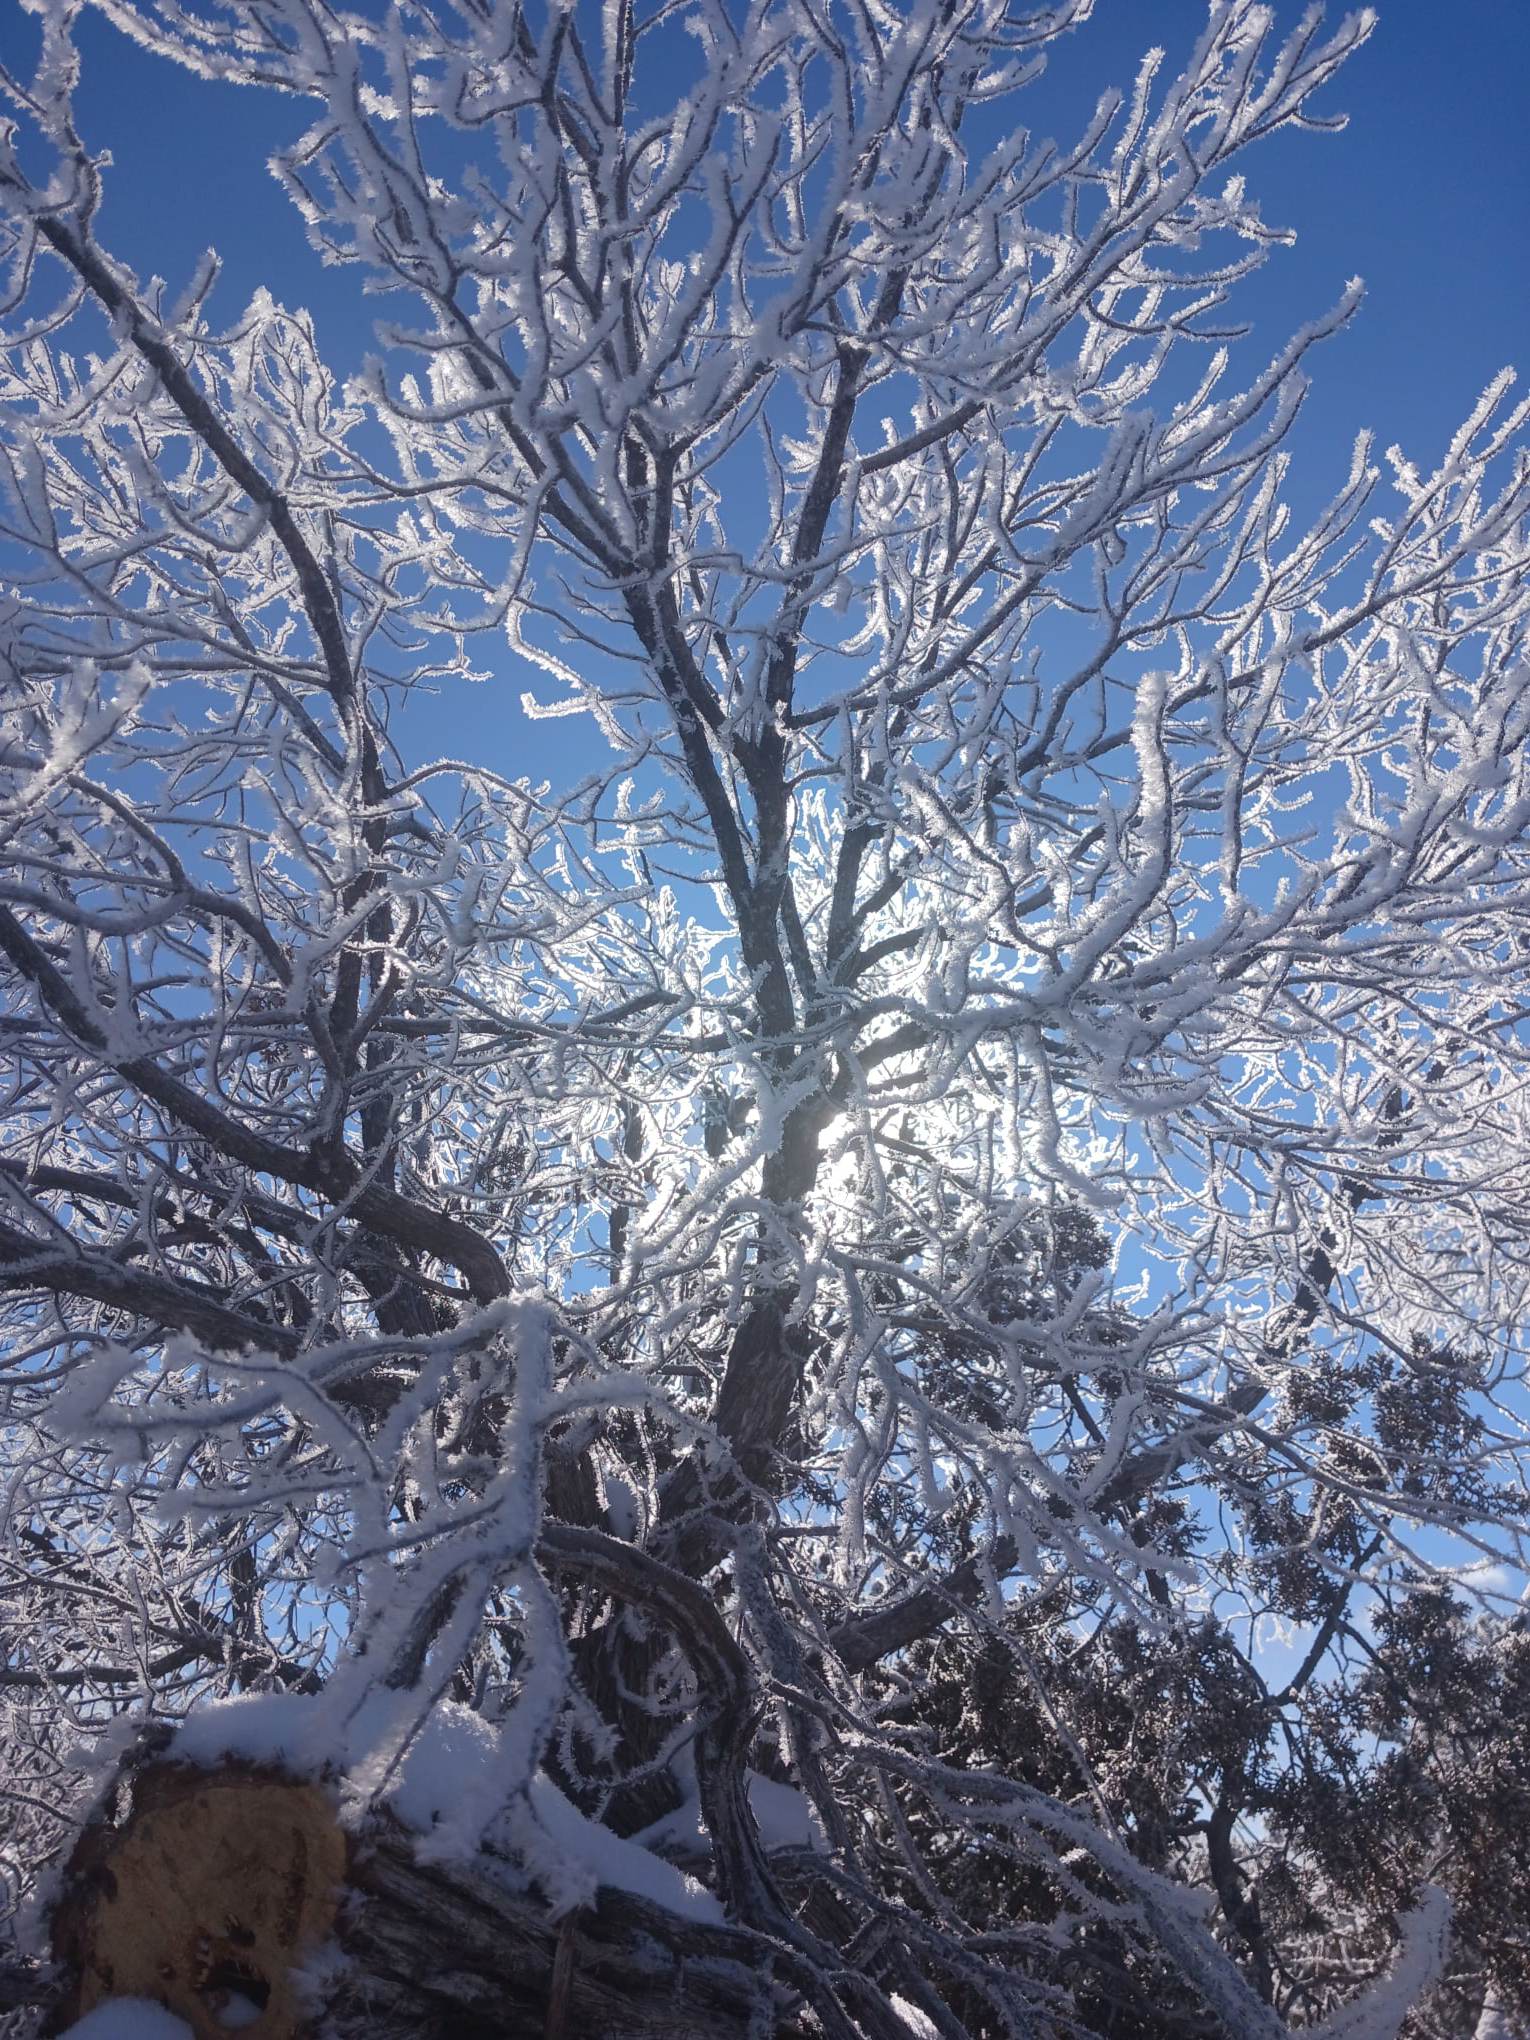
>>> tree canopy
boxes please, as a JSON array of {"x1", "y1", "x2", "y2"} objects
[{"x1": 1, "y1": 2, "x2": 1528, "y2": 2034}]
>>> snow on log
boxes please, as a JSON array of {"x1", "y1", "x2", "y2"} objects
[{"x1": 43, "y1": 1740, "x2": 809, "y2": 2040}]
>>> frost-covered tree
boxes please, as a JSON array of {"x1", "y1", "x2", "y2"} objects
[{"x1": 1, "y1": 1, "x2": 1528, "y2": 2034}]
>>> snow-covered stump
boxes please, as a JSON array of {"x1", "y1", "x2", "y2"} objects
[{"x1": 45, "y1": 1748, "x2": 805, "y2": 2040}]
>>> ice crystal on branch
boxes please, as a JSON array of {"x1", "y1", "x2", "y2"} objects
[{"x1": 0, "y1": 2, "x2": 1527, "y2": 2034}]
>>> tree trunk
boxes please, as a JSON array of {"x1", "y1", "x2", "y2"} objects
[{"x1": 45, "y1": 1757, "x2": 806, "y2": 2040}]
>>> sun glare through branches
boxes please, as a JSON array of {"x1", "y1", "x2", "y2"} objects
[{"x1": 1, "y1": 2, "x2": 1528, "y2": 2034}]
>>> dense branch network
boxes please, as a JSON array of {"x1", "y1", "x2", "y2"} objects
[{"x1": 0, "y1": 2, "x2": 1528, "y2": 2035}]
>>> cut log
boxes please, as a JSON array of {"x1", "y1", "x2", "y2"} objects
[
  {"x1": 48, "y1": 1763, "x2": 345, "y2": 2040},
  {"x1": 45, "y1": 1755, "x2": 810, "y2": 2040}
]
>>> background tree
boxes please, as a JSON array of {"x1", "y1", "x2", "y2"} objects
[{"x1": 0, "y1": 0, "x2": 1527, "y2": 2033}]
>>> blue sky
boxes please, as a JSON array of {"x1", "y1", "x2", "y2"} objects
[{"x1": 1, "y1": 0, "x2": 1524, "y2": 785}]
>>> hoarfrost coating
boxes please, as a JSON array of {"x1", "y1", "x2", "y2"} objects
[{"x1": 1, "y1": 0, "x2": 1528, "y2": 2034}]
